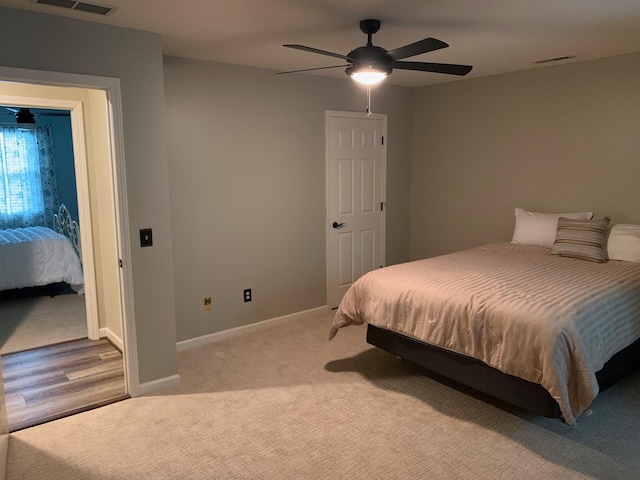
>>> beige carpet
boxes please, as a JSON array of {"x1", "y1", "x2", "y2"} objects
[
  {"x1": 0, "y1": 293, "x2": 87, "y2": 355},
  {"x1": 6, "y1": 310, "x2": 640, "y2": 479}
]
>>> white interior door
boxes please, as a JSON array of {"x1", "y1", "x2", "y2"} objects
[{"x1": 326, "y1": 111, "x2": 386, "y2": 309}]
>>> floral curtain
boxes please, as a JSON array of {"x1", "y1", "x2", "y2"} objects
[{"x1": 0, "y1": 124, "x2": 59, "y2": 229}]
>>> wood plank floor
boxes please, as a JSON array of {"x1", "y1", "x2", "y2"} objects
[{"x1": 1, "y1": 337, "x2": 129, "y2": 432}]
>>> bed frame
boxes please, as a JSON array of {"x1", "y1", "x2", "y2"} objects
[
  {"x1": 53, "y1": 203, "x2": 81, "y2": 259},
  {"x1": 367, "y1": 324, "x2": 640, "y2": 419}
]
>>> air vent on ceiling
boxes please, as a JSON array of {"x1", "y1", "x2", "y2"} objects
[{"x1": 31, "y1": 0, "x2": 117, "y2": 16}]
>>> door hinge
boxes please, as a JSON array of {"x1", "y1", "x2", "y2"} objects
[
  {"x1": 381, "y1": 136, "x2": 384, "y2": 145},
  {"x1": 380, "y1": 202, "x2": 386, "y2": 211},
  {"x1": 119, "y1": 258, "x2": 123, "y2": 268}
]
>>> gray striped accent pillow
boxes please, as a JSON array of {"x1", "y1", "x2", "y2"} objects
[{"x1": 551, "y1": 217, "x2": 611, "y2": 262}]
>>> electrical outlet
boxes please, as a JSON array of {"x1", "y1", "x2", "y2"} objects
[
  {"x1": 243, "y1": 289, "x2": 252, "y2": 302},
  {"x1": 203, "y1": 297, "x2": 212, "y2": 311}
]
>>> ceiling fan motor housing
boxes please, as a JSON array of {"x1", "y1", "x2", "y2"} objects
[
  {"x1": 347, "y1": 20, "x2": 393, "y2": 76},
  {"x1": 16, "y1": 108, "x2": 35, "y2": 124},
  {"x1": 345, "y1": 45, "x2": 394, "y2": 75}
]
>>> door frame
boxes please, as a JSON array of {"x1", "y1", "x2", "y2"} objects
[
  {"x1": 325, "y1": 110, "x2": 387, "y2": 308},
  {"x1": 0, "y1": 66, "x2": 139, "y2": 395}
]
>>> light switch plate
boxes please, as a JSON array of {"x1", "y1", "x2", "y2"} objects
[{"x1": 140, "y1": 228, "x2": 153, "y2": 247}]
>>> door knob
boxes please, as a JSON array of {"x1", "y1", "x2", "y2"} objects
[{"x1": 332, "y1": 221, "x2": 347, "y2": 229}]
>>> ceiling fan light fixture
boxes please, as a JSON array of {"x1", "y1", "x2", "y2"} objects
[
  {"x1": 347, "y1": 64, "x2": 390, "y2": 86},
  {"x1": 351, "y1": 71, "x2": 387, "y2": 86},
  {"x1": 16, "y1": 108, "x2": 35, "y2": 124},
  {"x1": 281, "y1": 19, "x2": 473, "y2": 84}
]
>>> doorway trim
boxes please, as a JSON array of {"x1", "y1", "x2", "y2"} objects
[{"x1": 0, "y1": 65, "x2": 139, "y2": 395}]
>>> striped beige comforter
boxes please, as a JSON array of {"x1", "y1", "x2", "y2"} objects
[{"x1": 330, "y1": 242, "x2": 640, "y2": 425}]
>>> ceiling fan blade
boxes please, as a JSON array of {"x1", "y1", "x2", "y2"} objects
[
  {"x1": 393, "y1": 61, "x2": 473, "y2": 76},
  {"x1": 276, "y1": 65, "x2": 349, "y2": 75},
  {"x1": 283, "y1": 44, "x2": 352, "y2": 61},
  {"x1": 387, "y1": 38, "x2": 449, "y2": 60}
]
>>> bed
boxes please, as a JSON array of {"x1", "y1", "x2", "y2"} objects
[
  {"x1": 0, "y1": 204, "x2": 84, "y2": 294},
  {"x1": 330, "y1": 214, "x2": 640, "y2": 425}
]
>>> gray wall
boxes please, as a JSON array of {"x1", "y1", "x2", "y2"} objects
[
  {"x1": 163, "y1": 56, "x2": 413, "y2": 342},
  {"x1": 410, "y1": 53, "x2": 640, "y2": 260},
  {"x1": 0, "y1": 6, "x2": 177, "y2": 384}
]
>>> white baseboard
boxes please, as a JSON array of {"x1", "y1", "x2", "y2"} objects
[
  {"x1": 176, "y1": 305, "x2": 330, "y2": 352},
  {"x1": 134, "y1": 374, "x2": 181, "y2": 397},
  {"x1": 99, "y1": 327, "x2": 123, "y2": 351}
]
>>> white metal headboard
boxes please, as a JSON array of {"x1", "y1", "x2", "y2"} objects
[{"x1": 53, "y1": 203, "x2": 82, "y2": 259}]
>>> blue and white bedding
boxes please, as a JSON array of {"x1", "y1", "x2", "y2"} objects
[{"x1": 0, "y1": 226, "x2": 84, "y2": 293}]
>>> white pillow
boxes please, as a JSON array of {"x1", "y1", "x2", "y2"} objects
[
  {"x1": 607, "y1": 224, "x2": 640, "y2": 263},
  {"x1": 511, "y1": 207, "x2": 594, "y2": 248}
]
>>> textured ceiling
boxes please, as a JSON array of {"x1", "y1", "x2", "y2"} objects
[{"x1": 1, "y1": 0, "x2": 640, "y2": 87}]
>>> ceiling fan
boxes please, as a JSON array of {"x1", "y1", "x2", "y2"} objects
[
  {"x1": 0, "y1": 107, "x2": 70, "y2": 124},
  {"x1": 279, "y1": 19, "x2": 473, "y2": 85}
]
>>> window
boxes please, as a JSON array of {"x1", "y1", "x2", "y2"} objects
[{"x1": 0, "y1": 124, "x2": 59, "y2": 230}]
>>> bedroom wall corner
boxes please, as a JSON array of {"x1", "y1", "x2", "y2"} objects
[{"x1": 409, "y1": 52, "x2": 640, "y2": 260}]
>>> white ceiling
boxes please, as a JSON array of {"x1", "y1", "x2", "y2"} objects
[{"x1": 2, "y1": 0, "x2": 640, "y2": 87}]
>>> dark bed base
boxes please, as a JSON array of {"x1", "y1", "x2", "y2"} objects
[
  {"x1": 366, "y1": 324, "x2": 640, "y2": 419},
  {"x1": 0, "y1": 282, "x2": 74, "y2": 300}
]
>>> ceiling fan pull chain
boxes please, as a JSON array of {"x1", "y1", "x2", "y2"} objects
[{"x1": 366, "y1": 86, "x2": 373, "y2": 116}]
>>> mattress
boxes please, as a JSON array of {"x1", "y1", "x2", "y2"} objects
[
  {"x1": 331, "y1": 242, "x2": 640, "y2": 424},
  {"x1": 0, "y1": 226, "x2": 84, "y2": 292}
]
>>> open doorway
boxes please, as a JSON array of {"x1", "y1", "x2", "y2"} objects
[
  {"x1": 0, "y1": 106, "x2": 88, "y2": 354},
  {"x1": 0, "y1": 69, "x2": 138, "y2": 428}
]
